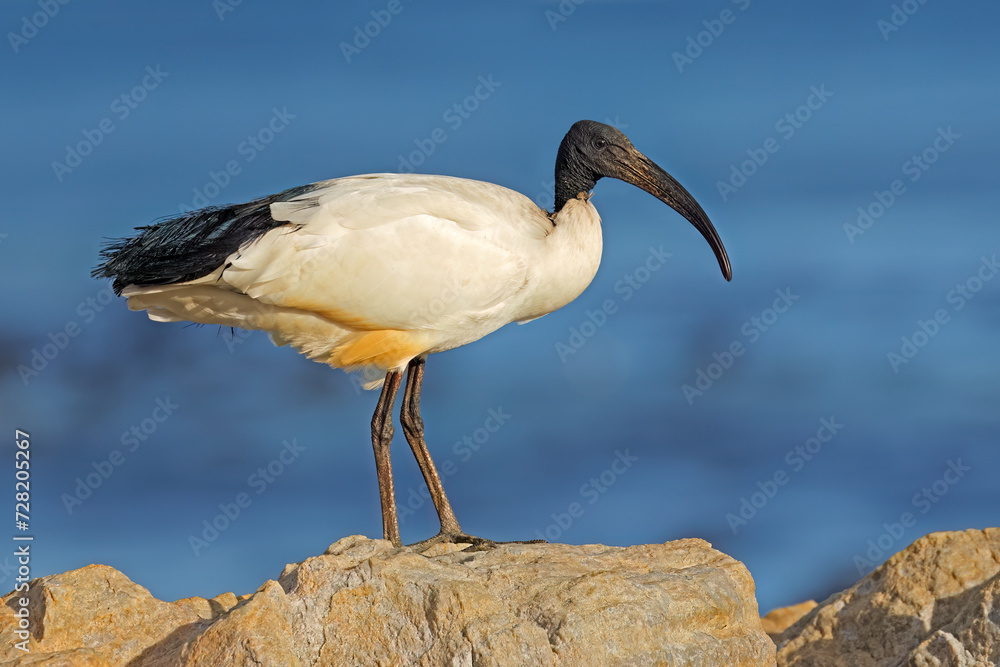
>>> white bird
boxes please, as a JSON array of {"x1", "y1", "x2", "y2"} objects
[{"x1": 94, "y1": 120, "x2": 731, "y2": 548}]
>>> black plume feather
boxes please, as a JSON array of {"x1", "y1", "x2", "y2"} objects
[{"x1": 93, "y1": 182, "x2": 319, "y2": 294}]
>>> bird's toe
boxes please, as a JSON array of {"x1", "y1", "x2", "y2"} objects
[{"x1": 406, "y1": 532, "x2": 545, "y2": 553}]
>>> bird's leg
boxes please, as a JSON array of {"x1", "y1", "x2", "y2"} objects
[
  {"x1": 399, "y1": 358, "x2": 461, "y2": 533},
  {"x1": 399, "y1": 357, "x2": 496, "y2": 550},
  {"x1": 371, "y1": 370, "x2": 403, "y2": 546}
]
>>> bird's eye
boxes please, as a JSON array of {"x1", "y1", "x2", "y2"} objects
[{"x1": 594, "y1": 138, "x2": 607, "y2": 149}]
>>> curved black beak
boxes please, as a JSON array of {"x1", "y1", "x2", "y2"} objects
[{"x1": 617, "y1": 150, "x2": 732, "y2": 281}]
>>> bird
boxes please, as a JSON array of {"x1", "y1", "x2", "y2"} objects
[{"x1": 93, "y1": 120, "x2": 732, "y2": 549}]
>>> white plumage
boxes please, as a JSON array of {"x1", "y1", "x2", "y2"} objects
[{"x1": 124, "y1": 174, "x2": 603, "y2": 387}]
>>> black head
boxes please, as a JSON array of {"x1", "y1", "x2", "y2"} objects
[
  {"x1": 554, "y1": 120, "x2": 731, "y2": 281},
  {"x1": 554, "y1": 120, "x2": 638, "y2": 211}
]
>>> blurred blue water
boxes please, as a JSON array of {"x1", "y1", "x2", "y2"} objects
[{"x1": 3, "y1": 1, "x2": 998, "y2": 614}]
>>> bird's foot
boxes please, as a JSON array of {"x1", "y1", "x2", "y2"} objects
[{"x1": 406, "y1": 531, "x2": 546, "y2": 553}]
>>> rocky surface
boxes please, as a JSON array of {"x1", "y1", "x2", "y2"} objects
[
  {"x1": 0, "y1": 536, "x2": 774, "y2": 666},
  {"x1": 11, "y1": 528, "x2": 996, "y2": 666},
  {"x1": 760, "y1": 600, "x2": 817, "y2": 638},
  {"x1": 774, "y1": 528, "x2": 1000, "y2": 666}
]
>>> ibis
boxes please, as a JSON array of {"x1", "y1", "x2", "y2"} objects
[{"x1": 94, "y1": 120, "x2": 732, "y2": 549}]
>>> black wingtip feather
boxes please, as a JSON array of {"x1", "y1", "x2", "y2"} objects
[{"x1": 93, "y1": 182, "x2": 320, "y2": 293}]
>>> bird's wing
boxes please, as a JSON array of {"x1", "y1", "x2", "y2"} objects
[{"x1": 216, "y1": 174, "x2": 550, "y2": 331}]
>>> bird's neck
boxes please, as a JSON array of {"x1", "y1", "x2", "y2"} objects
[
  {"x1": 521, "y1": 197, "x2": 603, "y2": 321},
  {"x1": 554, "y1": 144, "x2": 599, "y2": 214}
]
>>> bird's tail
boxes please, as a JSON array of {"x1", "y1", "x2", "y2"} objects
[{"x1": 122, "y1": 282, "x2": 403, "y2": 390}]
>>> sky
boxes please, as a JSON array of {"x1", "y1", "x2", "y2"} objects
[{"x1": 3, "y1": 1, "x2": 999, "y2": 615}]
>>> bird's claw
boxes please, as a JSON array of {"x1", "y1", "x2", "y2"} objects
[{"x1": 406, "y1": 532, "x2": 546, "y2": 553}]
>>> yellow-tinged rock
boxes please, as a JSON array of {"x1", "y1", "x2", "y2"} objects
[
  {"x1": 1, "y1": 537, "x2": 775, "y2": 666},
  {"x1": 761, "y1": 600, "x2": 817, "y2": 638},
  {"x1": 775, "y1": 528, "x2": 1000, "y2": 666},
  {"x1": 0, "y1": 647, "x2": 110, "y2": 666},
  {"x1": 0, "y1": 564, "x2": 200, "y2": 665}
]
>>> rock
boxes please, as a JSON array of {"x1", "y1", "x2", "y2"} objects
[
  {"x1": 0, "y1": 564, "x2": 201, "y2": 666},
  {"x1": 775, "y1": 528, "x2": 1000, "y2": 666},
  {"x1": 1, "y1": 649, "x2": 111, "y2": 667},
  {"x1": 0, "y1": 536, "x2": 775, "y2": 666},
  {"x1": 760, "y1": 600, "x2": 817, "y2": 638}
]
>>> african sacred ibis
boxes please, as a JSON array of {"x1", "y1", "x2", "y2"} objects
[{"x1": 94, "y1": 120, "x2": 732, "y2": 549}]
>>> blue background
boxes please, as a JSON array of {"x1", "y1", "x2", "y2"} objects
[{"x1": 3, "y1": 1, "x2": 998, "y2": 615}]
